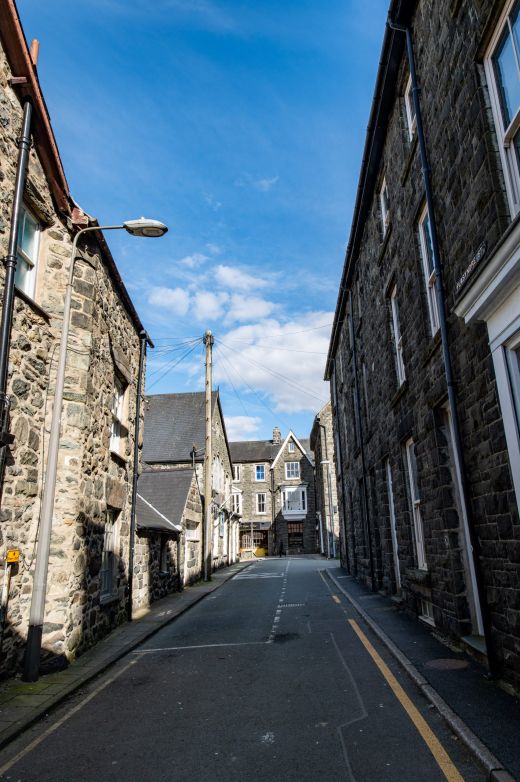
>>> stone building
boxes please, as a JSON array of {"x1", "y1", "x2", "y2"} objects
[
  {"x1": 230, "y1": 428, "x2": 316, "y2": 556},
  {"x1": 310, "y1": 402, "x2": 340, "y2": 558},
  {"x1": 0, "y1": 2, "x2": 152, "y2": 675},
  {"x1": 325, "y1": 0, "x2": 520, "y2": 689},
  {"x1": 141, "y1": 391, "x2": 239, "y2": 576}
]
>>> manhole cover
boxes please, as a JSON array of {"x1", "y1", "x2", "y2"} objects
[{"x1": 424, "y1": 658, "x2": 469, "y2": 670}]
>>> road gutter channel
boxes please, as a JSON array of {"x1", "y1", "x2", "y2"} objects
[
  {"x1": 323, "y1": 570, "x2": 515, "y2": 782},
  {"x1": 0, "y1": 560, "x2": 254, "y2": 753}
]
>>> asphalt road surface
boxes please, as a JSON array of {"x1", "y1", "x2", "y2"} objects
[{"x1": 0, "y1": 558, "x2": 486, "y2": 781}]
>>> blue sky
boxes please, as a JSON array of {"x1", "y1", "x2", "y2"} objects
[{"x1": 17, "y1": 0, "x2": 388, "y2": 441}]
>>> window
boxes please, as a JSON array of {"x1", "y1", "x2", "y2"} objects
[
  {"x1": 404, "y1": 74, "x2": 416, "y2": 140},
  {"x1": 420, "y1": 598, "x2": 435, "y2": 626},
  {"x1": 233, "y1": 464, "x2": 241, "y2": 482},
  {"x1": 100, "y1": 510, "x2": 119, "y2": 599},
  {"x1": 485, "y1": 0, "x2": 520, "y2": 215},
  {"x1": 160, "y1": 536, "x2": 168, "y2": 573},
  {"x1": 285, "y1": 461, "x2": 300, "y2": 479},
  {"x1": 385, "y1": 460, "x2": 401, "y2": 592},
  {"x1": 256, "y1": 493, "x2": 266, "y2": 514},
  {"x1": 282, "y1": 487, "x2": 307, "y2": 514},
  {"x1": 219, "y1": 510, "x2": 225, "y2": 537},
  {"x1": 15, "y1": 206, "x2": 40, "y2": 298},
  {"x1": 212, "y1": 457, "x2": 224, "y2": 491},
  {"x1": 506, "y1": 339, "x2": 520, "y2": 435},
  {"x1": 288, "y1": 441, "x2": 295, "y2": 453},
  {"x1": 255, "y1": 464, "x2": 265, "y2": 481},
  {"x1": 110, "y1": 376, "x2": 127, "y2": 456},
  {"x1": 418, "y1": 205, "x2": 440, "y2": 335},
  {"x1": 404, "y1": 438, "x2": 427, "y2": 570},
  {"x1": 231, "y1": 492, "x2": 242, "y2": 515},
  {"x1": 378, "y1": 177, "x2": 390, "y2": 237},
  {"x1": 390, "y1": 285, "x2": 406, "y2": 385}
]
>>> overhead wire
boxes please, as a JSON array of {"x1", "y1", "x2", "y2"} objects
[
  {"x1": 215, "y1": 337, "x2": 327, "y2": 406},
  {"x1": 146, "y1": 339, "x2": 203, "y2": 391}
]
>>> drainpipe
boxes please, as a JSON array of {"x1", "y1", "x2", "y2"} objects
[
  {"x1": 0, "y1": 101, "x2": 33, "y2": 479},
  {"x1": 348, "y1": 290, "x2": 377, "y2": 591},
  {"x1": 127, "y1": 329, "x2": 152, "y2": 621},
  {"x1": 388, "y1": 19, "x2": 499, "y2": 677}
]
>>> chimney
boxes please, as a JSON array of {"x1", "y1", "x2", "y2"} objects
[
  {"x1": 30, "y1": 39, "x2": 39, "y2": 67},
  {"x1": 272, "y1": 427, "x2": 281, "y2": 445}
]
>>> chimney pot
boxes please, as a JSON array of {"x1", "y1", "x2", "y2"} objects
[{"x1": 30, "y1": 39, "x2": 39, "y2": 67}]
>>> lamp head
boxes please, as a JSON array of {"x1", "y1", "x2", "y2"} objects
[{"x1": 123, "y1": 217, "x2": 168, "y2": 237}]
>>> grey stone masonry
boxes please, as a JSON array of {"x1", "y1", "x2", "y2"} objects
[
  {"x1": 326, "y1": 0, "x2": 520, "y2": 691},
  {"x1": 230, "y1": 430, "x2": 317, "y2": 556},
  {"x1": 310, "y1": 402, "x2": 340, "y2": 558},
  {"x1": 0, "y1": 17, "x2": 148, "y2": 676}
]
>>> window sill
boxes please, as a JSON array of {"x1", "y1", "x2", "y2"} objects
[
  {"x1": 390, "y1": 380, "x2": 409, "y2": 408},
  {"x1": 14, "y1": 286, "x2": 51, "y2": 323},
  {"x1": 420, "y1": 330, "x2": 442, "y2": 368},
  {"x1": 110, "y1": 449, "x2": 129, "y2": 465},
  {"x1": 100, "y1": 592, "x2": 119, "y2": 606}
]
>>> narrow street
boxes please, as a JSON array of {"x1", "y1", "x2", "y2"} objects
[{"x1": 0, "y1": 558, "x2": 485, "y2": 781}]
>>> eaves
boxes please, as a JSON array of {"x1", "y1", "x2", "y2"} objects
[{"x1": 324, "y1": 0, "x2": 417, "y2": 380}]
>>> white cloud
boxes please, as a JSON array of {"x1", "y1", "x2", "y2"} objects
[
  {"x1": 225, "y1": 295, "x2": 276, "y2": 323},
  {"x1": 204, "y1": 193, "x2": 222, "y2": 211},
  {"x1": 193, "y1": 290, "x2": 229, "y2": 321},
  {"x1": 214, "y1": 313, "x2": 333, "y2": 413},
  {"x1": 224, "y1": 415, "x2": 262, "y2": 441},
  {"x1": 179, "y1": 252, "x2": 208, "y2": 268},
  {"x1": 148, "y1": 286, "x2": 190, "y2": 315},
  {"x1": 206, "y1": 243, "x2": 222, "y2": 255},
  {"x1": 215, "y1": 264, "x2": 268, "y2": 291},
  {"x1": 255, "y1": 175, "x2": 279, "y2": 192}
]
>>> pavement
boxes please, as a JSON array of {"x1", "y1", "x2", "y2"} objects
[
  {"x1": 326, "y1": 566, "x2": 520, "y2": 782},
  {"x1": 0, "y1": 558, "x2": 252, "y2": 752}
]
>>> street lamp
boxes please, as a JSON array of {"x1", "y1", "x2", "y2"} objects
[{"x1": 23, "y1": 218, "x2": 167, "y2": 682}]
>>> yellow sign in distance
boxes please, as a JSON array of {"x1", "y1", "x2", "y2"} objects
[{"x1": 6, "y1": 549, "x2": 20, "y2": 564}]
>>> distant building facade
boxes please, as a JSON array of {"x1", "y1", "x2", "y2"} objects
[
  {"x1": 310, "y1": 402, "x2": 340, "y2": 558},
  {"x1": 326, "y1": 0, "x2": 520, "y2": 689},
  {"x1": 140, "y1": 391, "x2": 239, "y2": 582},
  {"x1": 230, "y1": 428, "x2": 316, "y2": 556}
]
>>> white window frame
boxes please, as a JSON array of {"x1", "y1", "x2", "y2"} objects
[
  {"x1": 256, "y1": 492, "x2": 266, "y2": 514},
  {"x1": 390, "y1": 285, "x2": 406, "y2": 385},
  {"x1": 404, "y1": 74, "x2": 417, "y2": 141},
  {"x1": 100, "y1": 510, "x2": 119, "y2": 599},
  {"x1": 418, "y1": 204, "x2": 440, "y2": 335},
  {"x1": 15, "y1": 205, "x2": 40, "y2": 299},
  {"x1": 484, "y1": 0, "x2": 520, "y2": 217},
  {"x1": 385, "y1": 459, "x2": 401, "y2": 592},
  {"x1": 282, "y1": 486, "x2": 307, "y2": 515},
  {"x1": 231, "y1": 492, "x2": 242, "y2": 515},
  {"x1": 378, "y1": 176, "x2": 390, "y2": 236},
  {"x1": 110, "y1": 376, "x2": 126, "y2": 456},
  {"x1": 233, "y1": 464, "x2": 241, "y2": 482},
  {"x1": 284, "y1": 461, "x2": 300, "y2": 480},
  {"x1": 255, "y1": 464, "x2": 265, "y2": 482},
  {"x1": 404, "y1": 438, "x2": 427, "y2": 570},
  {"x1": 288, "y1": 441, "x2": 295, "y2": 453}
]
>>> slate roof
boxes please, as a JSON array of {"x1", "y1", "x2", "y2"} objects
[
  {"x1": 136, "y1": 469, "x2": 193, "y2": 533},
  {"x1": 229, "y1": 436, "x2": 314, "y2": 464},
  {"x1": 142, "y1": 392, "x2": 217, "y2": 464}
]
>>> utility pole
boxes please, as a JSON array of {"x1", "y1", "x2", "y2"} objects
[{"x1": 203, "y1": 330, "x2": 214, "y2": 581}]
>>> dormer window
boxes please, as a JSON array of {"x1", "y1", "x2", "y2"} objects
[{"x1": 288, "y1": 441, "x2": 295, "y2": 453}]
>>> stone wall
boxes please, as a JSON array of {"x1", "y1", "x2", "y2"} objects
[
  {"x1": 330, "y1": 0, "x2": 520, "y2": 688},
  {"x1": 0, "y1": 36, "x2": 144, "y2": 674},
  {"x1": 311, "y1": 402, "x2": 339, "y2": 556}
]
